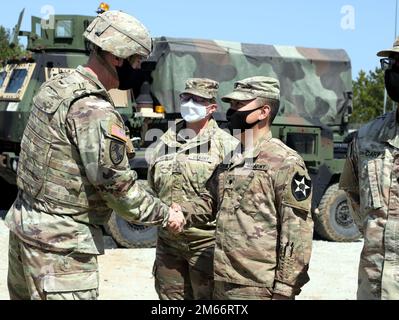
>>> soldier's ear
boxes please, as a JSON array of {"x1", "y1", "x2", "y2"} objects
[
  {"x1": 207, "y1": 103, "x2": 218, "y2": 115},
  {"x1": 259, "y1": 104, "x2": 271, "y2": 121},
  {"x1": 107, "y1": 53, "x2": 123, "y2": 67}
]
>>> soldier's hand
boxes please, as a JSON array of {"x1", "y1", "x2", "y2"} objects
[
  {"x1": 167, "y1": 204, "x2": 186, "y2": 233},
  {"x1": 170, "y1": 202, "x2": 181, "y2": 212}
]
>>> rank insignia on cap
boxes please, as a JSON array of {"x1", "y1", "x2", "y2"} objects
[
  {"x1": 110, "y1": 124, "x2": 128, "y2": 143},
  {"x1": 110, "y1": 140, "x2": 125, "y2": 165},
  {"x1": 291, "y1": 172, "x2": 312, "y2": 201}
]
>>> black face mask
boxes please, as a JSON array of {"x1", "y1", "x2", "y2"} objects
[
  {"x1": 385, "y1": 69, "x2": 399, "y2": 103},
  {"x1": 226, "y1": 106, "x2": 263, "y2": 131},
  {"x1": 116, "y1": 59, "x2": 136, "y2": 90}
]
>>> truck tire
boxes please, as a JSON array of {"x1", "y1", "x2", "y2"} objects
[
  {"x1": 314, "y1": 183, "x2": 361, "y2": 242},
  {"x1": 107, "y1": 212, "x2": 158, "y2": 248}
]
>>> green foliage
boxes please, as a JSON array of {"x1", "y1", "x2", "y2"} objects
[
  {"x1": 351, "y1": 67, "x2": 395, "y2": 124},
  {"x1": 0, "y1": 25, "x2": 25, "y2": 62}
]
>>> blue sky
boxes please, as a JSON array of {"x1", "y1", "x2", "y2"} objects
[{"x1": 1, "y1": 0, "x2": 396, "y2": 79}]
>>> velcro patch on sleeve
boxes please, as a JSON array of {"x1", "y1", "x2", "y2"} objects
[
  {"x1": 109, "y1": 123, "x2": 128, "y2": 143},
  {"x1": 109, "y1": 140, "x2": 126, "y2": 165},
  {"x1": 282, "y1": 164, "x2": 312, "y2": 212},
  {"x1": 291, "y1": 172, "x2": 312, "y2": 202}
]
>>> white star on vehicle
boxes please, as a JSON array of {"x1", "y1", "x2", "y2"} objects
[{"x1": 295, "y1": 177, "x2": 310, "y2": 197}]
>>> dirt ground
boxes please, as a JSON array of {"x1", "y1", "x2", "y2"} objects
[{"x1": 0, "y1": 216, "x2": 363, "y2": 300}]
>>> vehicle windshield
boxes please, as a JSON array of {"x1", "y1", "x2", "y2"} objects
[
  {"x1": 286, "y1": 132, "x2": 317, "y2": 155},
  {"x1": 56, "y1": 20, "x2": 72, "y2": 38},
  {"x1": 0, "y1": 71, "x2": 6, "y2": 87},
  {"x1": 5, "y1": 69, "x2": 27, "y2": 93}
]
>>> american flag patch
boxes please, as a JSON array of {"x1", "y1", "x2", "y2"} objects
[{"x1": 110, "y1": 124, "x2": 128, "y2": 142}]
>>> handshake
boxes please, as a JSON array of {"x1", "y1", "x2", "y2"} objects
[{"x1": 166, "y1": 203, "x2": 186, "y2": 234}]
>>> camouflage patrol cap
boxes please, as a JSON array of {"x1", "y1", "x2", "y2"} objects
[
  {"x1": 377, "y1": 37, "x2": 399, "y2": 57},
  {"x1": 180, "y1": 78, "x2": 219, "y2": 100},
  {"x1": 222, "y1": 76, "x2": 280, "y2": 102},
  {"x1": 83, "y1": 10, "x2": 151, "y2": 59}
]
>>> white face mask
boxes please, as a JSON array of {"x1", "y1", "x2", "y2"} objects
[{"x1": 180, "y1": 99, "x2": 208, "y2": 123}]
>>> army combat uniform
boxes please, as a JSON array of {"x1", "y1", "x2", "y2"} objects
[
  {"x1": 148, "y1": 79, "x2": 238, "y2": 300},
  {"x1": 211, "y1": 132, "x2": 314, "y2": 299},
  {"x1": 210, "y1": 76, "x2": 314, "y2": 300},
  {"x1": 6, "y1": 64, "x2": 170, "y2": 300},
  {"x1": 340, "y1": 110, "x2": 399, "y2": 300}
]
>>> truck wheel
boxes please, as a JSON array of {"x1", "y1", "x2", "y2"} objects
[
  {"x1": 314, "y1": 183, "x2": 361, "y2": 242},
  {"x1": 107, "y1": 212, "x2": 158, "y2": 248}
]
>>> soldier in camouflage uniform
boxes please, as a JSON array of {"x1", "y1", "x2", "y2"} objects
[
  {"x1": 148, "y1": 78, "x2": 239, "y2": 300},
  {"x1": 339, "y1": 39, "x2": 399, "y2": 300},
  {"x1": 209, "y1": 76, "x2": 314, "y2": 300},
  {"x1": 5, "y1": 10, "x2": 185, "y2": 300}
]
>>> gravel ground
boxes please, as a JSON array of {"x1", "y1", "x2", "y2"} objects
[{"x1": 0, "y1": 213, "x2": 363, "y2": 300}]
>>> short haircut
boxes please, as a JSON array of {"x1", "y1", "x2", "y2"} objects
[
  {"x1": 88, "y1": 42, "x2": 100, "y2": 54},
  {"x1": 256, "y1": 97, "x2": 280, "y2": 124}
]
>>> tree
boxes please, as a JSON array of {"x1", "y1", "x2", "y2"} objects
[
  {"x1": 0, "y1": 25, "x2": 25, "y2": 62},
  {"x1": 350, "y1": 67, "x2": 394, "y2": 124}
]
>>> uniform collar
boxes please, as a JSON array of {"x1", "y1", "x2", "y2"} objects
[
  {"x1": 229, "y1": 130, "x2": 273, "y2": 168},
  {"x1": 75, "y1": 66, "x2": 105, "y2": 89},
  {"x1": 161, "y1": 118, "x2": 218, "y2": 148},
  {"x1": 243, "y1": 130, "x2": 273, "y2": 159}
]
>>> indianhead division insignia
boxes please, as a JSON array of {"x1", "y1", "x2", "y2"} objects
[
  {"x1": 291, "y1": 172, "x2": 312, "y2": 201},
  {"x1": 110, "y1": 140, "x2": 125, "y2": 165}
]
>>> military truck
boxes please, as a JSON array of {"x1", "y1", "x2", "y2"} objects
[{"x1": 0, "y1": 9, "x2": 360, "y2": 247}]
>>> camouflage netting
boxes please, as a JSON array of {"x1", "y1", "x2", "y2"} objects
[{"x1": 149, "y1": 37, "x2": 352, "y2": 127}]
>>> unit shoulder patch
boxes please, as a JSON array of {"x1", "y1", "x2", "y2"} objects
[
  {"x1": 291, "y1": 172, "x2": 312, "y2": 201},
  {"x1": 109, "y1": 140, "x2": 125, "y2": 165}
]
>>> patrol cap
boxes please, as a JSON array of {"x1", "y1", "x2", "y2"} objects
[
  {"x1": 180, "y1": 78, "x2": 219, "y2": 100},
  {"x1": 377, "y1": 37, "x2": 399, "y2": 57},
  {"x1": 83, "y1": 10, "x2": 151, "y2": 59},
  {"x1": 222, "y1": 76, "x2": 280, "y2": 102}
]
